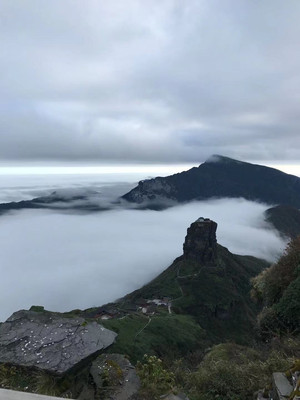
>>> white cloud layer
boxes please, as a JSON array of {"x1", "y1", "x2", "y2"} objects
[{"x1": 0, "y1": 198, "x2": 286, "y2": 322}]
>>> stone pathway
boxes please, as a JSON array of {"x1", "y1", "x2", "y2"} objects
[{"x1": 0, "y1": 388, "x2": 71, "y2": 400}]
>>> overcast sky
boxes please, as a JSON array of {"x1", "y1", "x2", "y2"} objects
[{"x1": 1, "y1": 0, "x2": 300, "y2": 164}]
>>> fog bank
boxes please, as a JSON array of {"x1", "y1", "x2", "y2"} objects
[{"x1": 0, "y1": 198, "x2": 286, "y2": 321}]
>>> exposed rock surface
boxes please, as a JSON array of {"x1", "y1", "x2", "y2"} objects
[
  {"x1": 272, "y1": 372, "x2": 293, "y2": 399},
  {"x1": 0, "y1": 388, "x2": 71, "y2": 399},
  {"x1": 0, "y1": 310, "x2": 117, "y2": 374},
  {"x1": 122, "y1": 177, "x2": 177, "y2": 205},
  {"x1": 122, "y1": 155, "x2": 300, "y2": 208},
  {"x1": 183, "y1": 218, "x2": 217, "y2": 265},
  {"x1": 76, "y1": 354, "x2": 140, "y2": 400}
]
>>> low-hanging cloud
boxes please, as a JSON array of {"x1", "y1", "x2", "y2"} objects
[{"x1": 0, "y1": 198, "x2": 286, "y2": 322}]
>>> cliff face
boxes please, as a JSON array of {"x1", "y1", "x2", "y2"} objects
[
  {"x1": 122, "y1": 155, "x2": 300, "y2": 208},
  {"x1": 183, "y1": 218, "x2": 217, "y2": 265}
]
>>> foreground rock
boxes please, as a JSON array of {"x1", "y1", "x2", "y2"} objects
[
  {"x1": 79, "y1": 353, "x2": 140, "y2": 400},
  {"x1": 272, "y1": 372, "x2": 293, "y2": 399},
  {"x1": 0, "y1": 310, "x2": 117, "y2": 374},
  {"x1": 0, "y1": 388, "x2": 72, "y2": 400}
]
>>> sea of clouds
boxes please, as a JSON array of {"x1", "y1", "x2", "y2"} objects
[{"x1": 0, "y1": 174, "x2": 286, "y2": 322}]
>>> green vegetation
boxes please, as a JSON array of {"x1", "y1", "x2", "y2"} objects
[
  {"x1": 136, "y1": 355, "x2": 176, "y2": 399},
  {"x1": 252, "y1": 237, "x2": 300, "y2": 337},
  {"x1": 265, "y1": 205, "x2": 300, "y2": 239},
  {"x1": 0, "y1": 364, "x2": 33, "y2": 393},
  {"x1": 133, "y1": 339, "x2": 300, "y2": 400},
  {"x1": 126, "y1": 260, "x2": 182, "y2": 300},
  {"x1": 29, "y1": 305, "x2": 45, "y2": 312},
  {"x1": 124, "y1": 243, "x2": 268, "y2": 345},
  {"x1": 126, "y1": 236, "x2": 300, "y2": 399},
  {"x1": 1, "y1": 215, "x2": 299, "y2": 399},
  {"x1": 96, "y1": 358, "x2": 124, "y2": 399},
  {"x1": 0, "y1": 363, "x2": 77, "y2": 397},
  {"x1": 102, "y1": 313, "x2": 205, "y2": 363},
  {"x1": 186, "y1": 342, "x2": 296, "y2": 400}
]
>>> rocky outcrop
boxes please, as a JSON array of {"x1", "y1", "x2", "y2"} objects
[
  {"x1": 0, "y1": 310, "x2": 117, "y2": 375},
  {"x1": 272, "y1": 372, "x2": 294, "y2": 400},
  {"x1": 257, "y1": 364, "x2": 300, "y2": 400},
  {"x1": 183, "y1": 218, "x2": 217, "y2": 265},
  {"x1": 122, "y1": 155, "x2": 300, "y2": 208},
  {"x1": 122, "y1": 177, "x2": 177, "y2": 205},
  {"x1": 85, "y1": 354, "x2": 140, "y2": 400}
]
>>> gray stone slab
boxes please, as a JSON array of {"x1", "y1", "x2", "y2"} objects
[
  {"x1": 0, "y1": 388, "x2": 72, "y2": 399},
  {"x1": 272, "y1": 372, "x2": 293, "y2": 399},
  {"x1": 0, "y1": 310, "x2": 117, "y2": 374}
]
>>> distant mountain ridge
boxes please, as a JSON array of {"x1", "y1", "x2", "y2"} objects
[{"x1": 122, "y1": 155, "x2": 300, "y2": 207}]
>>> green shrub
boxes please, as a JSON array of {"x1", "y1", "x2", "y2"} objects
[
  {"x1": 29, "y1": 305, "x2": 45, "y2": 312},
  {"x1": 253, "y1": 237, "x2": 300, "y2": 338},
  {"x1": 275, "y1": 276, "x2": 300, "y2": 330},
  {"x1": 136, "y1": 355, "x2": 176, "y2": 399},
  {"x1": 187, "y1": 343, "x2": 293, "y2": 400}
]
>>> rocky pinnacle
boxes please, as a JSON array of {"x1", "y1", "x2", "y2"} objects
[{"x1": 183, "y1": 218, "x2": 218, "y2": 265}]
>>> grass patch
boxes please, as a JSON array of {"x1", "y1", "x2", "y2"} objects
[{"x1": 102, "y1": 313, "x2": 205, "y2": 363}]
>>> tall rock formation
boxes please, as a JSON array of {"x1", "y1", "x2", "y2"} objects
[
  {"x1": 123, "y1": 217, "x2": 269, "y2": 342},
  {"x1": 183, "y1": 218, "x2": 217, "y2": 265}
]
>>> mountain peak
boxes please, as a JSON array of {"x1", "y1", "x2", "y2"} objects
[
  {"x1": 122, "y1": 155, "x2": 300, "y2": 208},
  {"x1": 183, "y1": 218, "x2": 217, "y2": 264},
  {"x1": 205, "y1": 154, "x2": 242, "y2": 164}
]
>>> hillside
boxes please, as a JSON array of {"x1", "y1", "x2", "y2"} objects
[
  {"x1": 0, "y1": 218, "x2": 299, "y2": 400},
  {"x1": 265, "y1": 204, "x2": 300, "y2": 238},
  {"x1": 252, "y1": 236, "x2": 300, "y2": 338},
  {"x1": 119, "y1": 218, "x2": 269, "y2": 343},
  {"x1": 122, "y1": 155, "x2": 300, "y2": 208}
]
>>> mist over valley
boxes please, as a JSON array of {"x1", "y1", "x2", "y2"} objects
[{"x1": 0, "y1": 169, "x2": 287, "y2": 322}]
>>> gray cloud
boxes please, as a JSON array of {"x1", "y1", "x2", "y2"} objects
[{"x1": 1, "y1": 0, "x2": 300, "y2": 163}]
